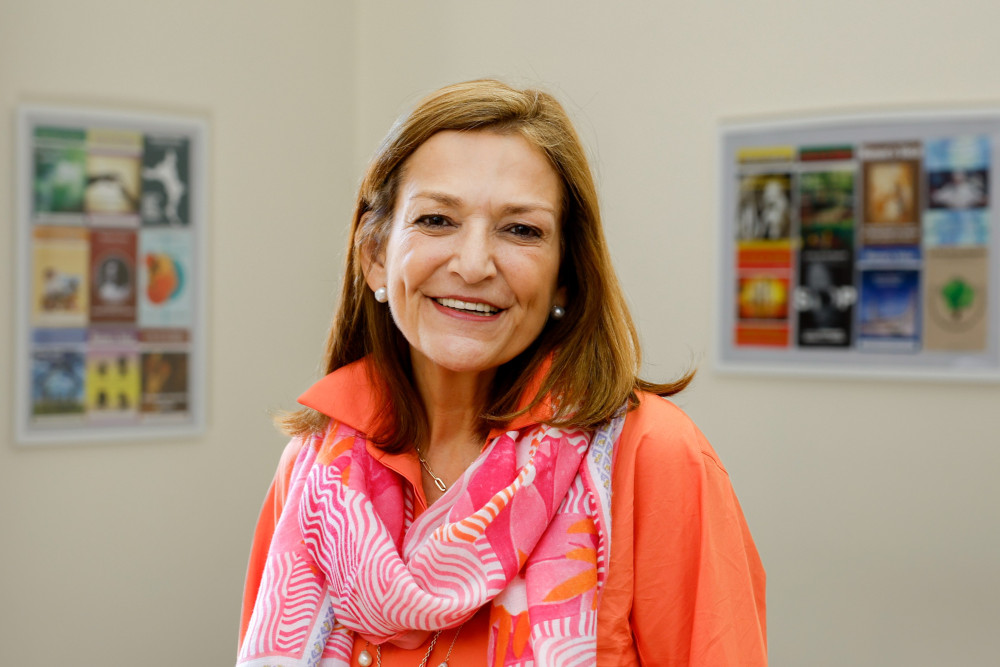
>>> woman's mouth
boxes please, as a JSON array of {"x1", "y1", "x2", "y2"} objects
[{"x1": 434, "y1": 297, "x2": 500, "y2": 316}]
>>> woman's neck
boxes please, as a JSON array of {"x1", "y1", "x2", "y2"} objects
[{"x1": 409, "y1": 351, "x2": 496, "y2": 500}]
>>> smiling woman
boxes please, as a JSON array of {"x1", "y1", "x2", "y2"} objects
[{"x1": 237, "y1": 80, "x2": 767, "y2": 666}]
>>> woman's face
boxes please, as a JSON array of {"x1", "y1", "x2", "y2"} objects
[{"x1": 365, "y1": 130, "x2": 565, "y2": 378}]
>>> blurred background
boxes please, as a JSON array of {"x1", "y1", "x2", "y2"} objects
[{"x1": 2, "y1": 1, "x2": 999, "y2": 664}]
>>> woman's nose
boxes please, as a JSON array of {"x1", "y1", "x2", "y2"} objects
[{"x1": 449, "y1": 224, "x2": 497, "y2": 283}]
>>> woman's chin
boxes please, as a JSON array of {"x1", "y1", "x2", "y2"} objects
[{"x1": 410, "y1": 343, "x2": 513, "y2": 378}]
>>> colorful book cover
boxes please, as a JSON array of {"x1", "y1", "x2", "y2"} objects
[
  {"x1": 857, "y1": 269, "x2": 921, "y2": 351},
  {"x1": 140, "y1": 352, "x2": 189, "y2": 414},
  {"x1": 860, "y1": 142, "x2": 922, "y2": 247},
  {"x1": 33, "y1": 126, "x2": 87, "y2": 223},
  {"x1": 925, "y1": 135, "x2": 989, "y2": 210},
  {"x1": 799, "y1": 168, "x2": 855, "y2": 251},
  {"x1": 85, "y1": 127, "x2": 142, "y2": 226},
  {"x1": 31, "y1": 348, "x2": 86, "y2": 418},
  {"x1": 141, "y1": 134, "x2": 191, "y2": 226},
  {"x1": 923, "y1": 247, "x2": 988, "y2": 351},
  {"x1": 138, "y1": 228, "x2": 193, "y2": 328},
  {"x1": 86, "y1": 350, "x2": 141, "y2": 416},
  {"x1": 31, "y1": 226, "x2": 90, "y2": 328},
  {"x1": 734, "y1": 245, "x2": 793, "y2": 348},
  {"x1": 89, "y1": 228, "x2": 138, "y2": 322},
  {"x1": 86, "y1": 328, "x2": 141, "y2": 419},
  {"x1": 735, "y1": 269, "x2": 791, "y2": 347}
]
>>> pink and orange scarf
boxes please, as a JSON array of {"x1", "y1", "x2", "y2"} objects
[{"x1": 238, "y1": 411, "x2": 623, "y2": 666}]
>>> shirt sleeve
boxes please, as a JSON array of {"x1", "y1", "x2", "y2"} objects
[
  {"x1": 237, "y1": 436, "x2": 309, "y2": 648},
  {"x1": 599, "y1": 394, "x2": 767, "y2": 666}
]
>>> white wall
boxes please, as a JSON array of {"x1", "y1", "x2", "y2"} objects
[
  {"x1": 2, "y1": 1, "x2": 999, "y2": 665},
  {"x1": 0, "y1": 1, "x2": 356, "y2": 664}
]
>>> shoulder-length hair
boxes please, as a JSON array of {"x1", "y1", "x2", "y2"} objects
[{"x1": 279, "y1": 79, "x2": 692, "y2": 450}]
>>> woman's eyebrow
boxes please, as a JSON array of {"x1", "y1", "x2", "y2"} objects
[
  {"x1": 499, "y1": 203, "x2": 557, "y2": 218},
  {"x1": 410, "y1": 190, "x2": 462, "y2": 208},
  {"x1": 411, "y1": 191, "x2": 557, "y2": 218}
]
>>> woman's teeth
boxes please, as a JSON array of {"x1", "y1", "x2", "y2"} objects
[{"x1": 435, "y1": 298, "x2": 499, "y2": 315}]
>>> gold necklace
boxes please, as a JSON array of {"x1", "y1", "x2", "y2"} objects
[
  {"x1": 415, "y1": 446, "x2": 447, "y2": 492},
  {"x1": 358, "y1": 622, "x2": 464, "y2": 667}
]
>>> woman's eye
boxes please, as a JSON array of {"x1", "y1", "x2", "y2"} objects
[
  {"x1": 506, "y1": 223, "x2": 542, "y2": 239},
  {"x1": 415, "y1": 214, "x2": 451, "y2": 228}
]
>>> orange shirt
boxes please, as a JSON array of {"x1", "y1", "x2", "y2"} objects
[{"x1": 240, "y1": 362, "x2": 766, "y2": 665}]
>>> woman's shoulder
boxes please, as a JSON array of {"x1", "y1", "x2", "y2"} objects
[
  {"x1": 272, "y1": 429, "x2": 329, "y2": 499},
  {"x1": 616, "y1": 391, "x2": 728, "y2": 476}
]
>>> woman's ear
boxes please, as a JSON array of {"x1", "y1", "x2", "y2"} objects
[{"x1": 359, "y1": 214, "x2": 387, "y2": 292}]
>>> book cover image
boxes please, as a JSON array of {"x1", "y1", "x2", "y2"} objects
[
  {"x1": 923, "y1": 247, "x2": 988, "y2": 351},
  {"x1": 141, "y1": 352, "x2": 189, "y2": 414},
  {"x1": 86, "y1": 348, "x2": 141, "y2": 416},
  {"x1": 31, "y1": 349, "x2": 86, "y2": 417},
  {"x1": 85, "y1": 128, "x2": 142, "y2": 222},
  {"x1": 736, "y1": 172, "x2": 793, "y2": 241},
  {"x1": 795, "y1": 259, "x2": 856, "y2": 347},
  {"x1": 857, "y1": 269, "x2": 921, "y2": 349},
  {"x1": 141, "y1": 134, "x2": 190, "y2": 226},
  {"x1": 735, "y1": 270, "x2": 791, "y2": 347},
  {"x1": 925, "y1": 135, "x2": 989, "y2": 210},
  {"x1": 860, "y1": 142, "x2": 922, "y2": 247},
  {"x1": 799, "y1": 169, "x2": 855, "y2": 251},
  {"x1": 138, "y1": 228, "x2": 193, "y2": 328},
  {"x1": 33, "y1": 126, "x2": 87, "y2": 221},
  {"x1": 89, "y1": 228, "x2": 138, "y2": 322},
  {"x1": 31, "y1": 226, "x2": 90, "y2": 328},
  {"x1": 738, "y1": 273, "x2": 790, "y2": 320}
]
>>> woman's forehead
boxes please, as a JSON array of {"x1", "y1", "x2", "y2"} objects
[{"x1": 396, "y1": 130, "x2": 563, "y2": 215}]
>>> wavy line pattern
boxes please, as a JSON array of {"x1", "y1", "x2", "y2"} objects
[
  {"x1": 275, "y1": 556, "x2": 324, "y2": 650},
  {"x1": 239, "y1": 409, "x2": 626, "y2": 666},
  {"x1": 239, "y1": 549, "x2": 326, "y2": 661}
]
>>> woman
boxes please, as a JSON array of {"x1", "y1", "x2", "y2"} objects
[{"x1": 238, "y1": 79, "x2": 766, "y2": 666}]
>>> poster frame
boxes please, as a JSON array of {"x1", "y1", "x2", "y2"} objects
[
  {"x1": 716, "y1": 108, "x2": 1000, "y2": 382},
  {"x1": 15, "y1": 104, "x2": 209, "y2": 444}
]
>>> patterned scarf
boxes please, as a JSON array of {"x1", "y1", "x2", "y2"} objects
[{"x1": 238, "y1": 412, "x2": 623, "y2": 667}]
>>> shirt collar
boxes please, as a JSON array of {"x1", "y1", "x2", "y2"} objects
[{"x1": 297, "y1": 356, "x2": 556, "y2": 441}]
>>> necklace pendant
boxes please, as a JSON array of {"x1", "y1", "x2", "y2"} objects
[
  {"x1": 357, "y1": 648, "x2": 373, "y2": 666},
  {"x1": 436, "y1": 662, "x2": 450, "y2": 667},
  {"x1": 417, "y1": 447, "x2": 449, "y2": 493}
]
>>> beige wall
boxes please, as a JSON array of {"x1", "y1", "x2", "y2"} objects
[
  {"x1": 0, "y1": 1, "x2": 356, "y2": 663},
  {"x1": 2, "y1": 1, "x2": 999, "y2": 665}
]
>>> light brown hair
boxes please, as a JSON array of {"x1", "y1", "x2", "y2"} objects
[{"x1": 279, "y1": 79, "x2": 692, "y2": 450}]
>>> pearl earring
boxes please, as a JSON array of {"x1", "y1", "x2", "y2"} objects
[
  {"x1": 374, "y1": 287, "x2": 388, "y2": 303},
  {"x1": 551, "y1": 304, "x2": 565, "y2": 320}
]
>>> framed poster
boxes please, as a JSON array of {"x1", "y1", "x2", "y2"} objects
[
  {"x1": 718, "y1": 109, "x2": 1000, "y2": 381},
  {"x1": 15, "y1": 105, "x2": 208, "y2": 444}
]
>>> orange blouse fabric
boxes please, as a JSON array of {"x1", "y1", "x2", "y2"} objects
[{"x1": 239, "y1": 362, "x2": 766, "y2": 665}]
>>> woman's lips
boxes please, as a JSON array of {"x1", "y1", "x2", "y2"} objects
[
  {"x1": 431, "y1": 296, "x2": 504, "y2": 319},
  {"x1": 434, "y1": 297, "x2": 501, "y2": 315}
]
